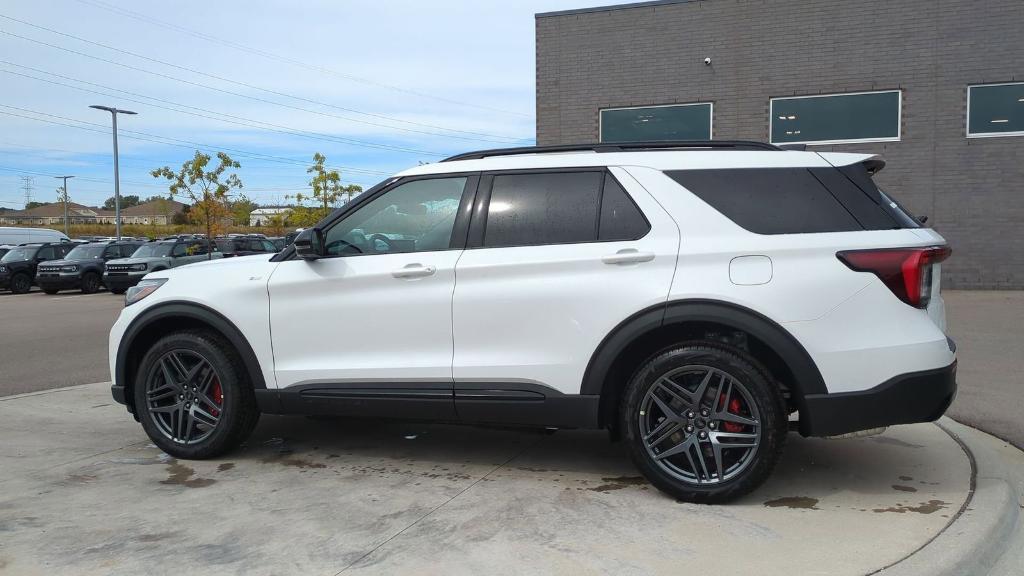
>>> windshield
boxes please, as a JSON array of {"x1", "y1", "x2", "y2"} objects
[
  {"x1": 130, "y1": 244, "x2": 174, "y2": 258},
  {"x1": 1, "y1": 246, "x2": 38, "y2": 263},
  {"x1": 66, "y1": 244, "x2": 108, "y2": 260}
]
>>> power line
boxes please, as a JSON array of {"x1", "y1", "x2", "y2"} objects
[
  {"x1": 0, "y1": 105, "x2": 399, "y2": 178},
  {"x1": 0, "y1": 64, "x2": 453, "y2": 158},
  {"x1": 0, "y1": 13, "x2": 530, "y2": 143},
  {"x1": 72, "y1": 0, "x2": 534, "y2": 119}
]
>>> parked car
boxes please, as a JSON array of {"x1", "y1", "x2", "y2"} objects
[
  {"x1": 108, "y1": 141, "x2": 956, "y2": 503},
  {"x1": 268, "y1": 237, "x2": 287, "y2": 251},
  {"x1": 0, "y1": 227, "x2": 70, "y2": 246},
  {"x1": 284, "y1": 230, "x2": 302, "y2": 245},
  {"x1": 0, "y1": 244, "x2": 13, "y2": 259},
  {"x1": 36, "y1": 241, "x2": 144, "y2": 294},
  {"x1": 0, "y1": 242, "x2": 75, "y2": 293},
  {"x1": 104, "y1": 239, "x2": 223, "y2": 294},
  {"x1": 214, "y1": 237, "x2": 280, "y2": 258}
]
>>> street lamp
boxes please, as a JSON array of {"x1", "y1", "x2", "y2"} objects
[
  {"x1": 54, "y1": 175, "x2": 74, "y2": 236},
  {"x1": 90, "y1": 105, "x2": 137, "y2": 240}
]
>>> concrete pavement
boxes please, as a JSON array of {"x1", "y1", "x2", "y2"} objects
[{"x1": 2, "y1": 381, "x2": 1007, "y2": 576}]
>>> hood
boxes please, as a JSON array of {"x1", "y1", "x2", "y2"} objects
[
  {"x1": 38, "y1": 258, "x2": 95, "y2": 268},
  {"x1": 106, "y1": 256, "x2": 170, "y2": 266}
]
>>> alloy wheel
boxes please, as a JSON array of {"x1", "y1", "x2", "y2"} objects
[
  {"x1": 145, "y1": 350, "x2": 225, "y2": 445},
  {"x1": 638, "y1": 365, "x2": 761, "y2": 485}
]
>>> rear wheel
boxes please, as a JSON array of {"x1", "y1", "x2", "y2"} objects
[
  {"x1": 622, "y1": 342, "x2": 786, "y2": 503},
  {"x1": 80, "y1": 272, "x2": 101, "y2": 294},
  {"x1": 10, "y1": 273, "x2": 31, "y2": 294},
  {"x1": 133, "y1": 330, "x2": 260, "y2": 459}
]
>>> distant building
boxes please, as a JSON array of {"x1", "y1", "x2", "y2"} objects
[
  {"x1": 118, "y1": 199, "x2": 187, "y2": 225},
  {"x1": 0, "y1": 199, "x2": 186, "y2": 226},
  {"x1": 250, "y1": 207, "x2": 292, "y2": 227}
]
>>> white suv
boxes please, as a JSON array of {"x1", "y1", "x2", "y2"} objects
[{"x1": 108, "y1": 141, "x2": 956, "y2": 503}]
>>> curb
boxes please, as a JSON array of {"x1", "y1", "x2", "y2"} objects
[{"x1": 878, "y1": 418, "x2": 1023, "y2": 575}]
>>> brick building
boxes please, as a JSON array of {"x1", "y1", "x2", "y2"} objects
[{"x1": 536, "y1": 0, "x2": 1024, "y2": 288}]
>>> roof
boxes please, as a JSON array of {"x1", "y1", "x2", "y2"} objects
[
  {"x1": 536, "y1": 0, "x2": 699, "y2": 18},
  {"x1": 251, "y1": 207, "x2": 292, "y2": 215},
  {"x1": 3, "y1": 202, "x2": 100, "y2": 218},
  {"x1": 120, "y1": 199, "x2": 187, "y2": 216}
]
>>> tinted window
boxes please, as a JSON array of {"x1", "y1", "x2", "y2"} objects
[
  {"x1": 132, "y1": 244, "x2": 173, "y2": 258},
  {"x1": 325, "y1": 176, "x2": 466, "y2": 256},
  {"x1": 37, "y1": 246, "x2": 56, "y2": 260},
  {"x1": 2, "y1": 247, "x2": 37, "y2": 262},
  {"x1": 119, "y1": 244, "x2": 140, "y2": 258},
  {"x1": 67, "y1": 244, "x2": 107, "y2": 260},
  {"x1": 171, "y1": 243, "x2": 188, "y2": 257},
  {"x1": 968, "y1": 83, "x2": 1024, "y2": 137},
  {"x1": 599, "y1": 176, "x2": 650, "y2": 240},
  {"x1": 771, "y1": 91, "x2": 900, "y2": 144},
  {"x1": 261, "y1": 240, "x2": 277, "y2": 252},
  {"x1": 483, "y1": 172, "x2": 602, "y2": 247},
  {"x1": 601, "y1": 104, "x2": 712, "y2": 142},
  {"x1": 667, "y1": 168, "x2": 862, "y2": 234}
]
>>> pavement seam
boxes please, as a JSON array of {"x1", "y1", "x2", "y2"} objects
[
  {"x1": 0, "y1": 381, "x2": 111, "y2": 401},
  {"x1": 332, "y1": 433, "x2": 548, "y2": 575}
]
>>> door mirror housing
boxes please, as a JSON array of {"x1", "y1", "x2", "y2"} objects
[{"x1": 294, "y1": 228, "x2": 324, "y2": 260}]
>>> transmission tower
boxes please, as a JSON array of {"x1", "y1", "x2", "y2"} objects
[{"x1": 20, "y1": 176, "x2": 34, "y2": 208}]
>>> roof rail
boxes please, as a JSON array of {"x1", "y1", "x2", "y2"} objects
[{"x1": 441, "y1": 140, "x2": 781, "y2": 162}]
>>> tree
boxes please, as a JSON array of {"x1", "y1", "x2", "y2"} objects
[
  {"x1": 103, "y1": 195, "x2": 140, "y2": 211},
  {"x1": 152, "y1": 151, "x2": 243, "y2": 258},
  {"x1": 230, "y1": 195, "x2": 258, "y2": 227},
  {"x1": 290, "y1": 153, "x2": 342, "y2": 221},
  {"x1": 25, "y1": 201, "x2": 49, "y2": 210},
  {"x1": 341, "y1": 184, "x2": 363, "y2": 206}
]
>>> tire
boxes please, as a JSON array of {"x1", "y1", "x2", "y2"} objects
[
  {"x1": 109, "y1": 287, "x2": 127, "y2": 295},
  {"x1": 10, "y1": 273, "x2": 31, "y2": 294},
  {"x1": 43, "y1": 288, "x2": 60, "y2": 295},
  {"x1": 80, "y1": 272, "x2": 101, "y2": 294},
  {"x1": 622, "y1": 342, "x2": 786, "y2": 504},
  {"x1": 133, "y1": 330, "x2": 260, "y2": 459}
]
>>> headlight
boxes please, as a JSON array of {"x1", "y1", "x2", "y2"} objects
[
  {"x1": 125, "y1": 278, "x2": 167, "y2": 306},
  {"x1": 61, "y1": 265, "x2": 79, "y2": 273},
  {"x1": 129, "y1": 263, "x2": 148, "y2": 272},
  {"x1": 0, "y1": 266, "x2": 6, "y2": 272}
]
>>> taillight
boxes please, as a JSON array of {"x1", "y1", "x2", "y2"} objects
[{"x1": 837, "y1": 246, "x2": 951, "y2": 308}]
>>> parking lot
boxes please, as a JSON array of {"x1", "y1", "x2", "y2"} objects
[{"x1": 1, "y1": 289, "x2": 1022, "y2": 574}]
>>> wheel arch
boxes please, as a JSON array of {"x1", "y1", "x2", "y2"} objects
[
  {"x1": 582, "y1": 299, "x2": 826, "y2": 435},
  {"x1": 116, "y1": 301, "x2": 267, "y2": 415}
]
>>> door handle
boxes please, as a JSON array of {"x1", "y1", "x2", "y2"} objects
[
  {"x1": 602, "y1": 249, "x2": 655, "y2": 265},
  {"x1": 392, "y1": 264, "x2": 436, "y2": 279}
]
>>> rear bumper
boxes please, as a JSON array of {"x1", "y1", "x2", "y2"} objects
[{"x1": 800, "y1": 360, "x2": 957, "y2": 437}]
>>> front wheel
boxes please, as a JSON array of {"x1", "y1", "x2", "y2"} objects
[
  {"x1": 10, "y1": 273, "x2": 31, "y2": 294},
  {"x1": 622, "y1": 343, "x2": 786, "y2": 503},
  {"x1": 80, "y1": 272, "x2": 101, "y2": 294},
  {"x1": 133, "y1": 330, "x2": 260, "y2": 459}
]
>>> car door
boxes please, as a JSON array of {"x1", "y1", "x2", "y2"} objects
[
  {"x1": 267, "y1": 174, "x2": 477, "y2": 417},
  {"x1": 451, "y1": 168, "x2": 679, "y2": 420}
]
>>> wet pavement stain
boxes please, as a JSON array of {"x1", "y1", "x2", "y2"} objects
[
  {"x1": 870, "y1": 436, "x2": 925, "y2": 449},
  {"x1": 161, "y1": 462, "x2": 216, "y2": 488},
  {"x1": 873, "y1": 500, "x2": 947, "y2": 514},
  {"x1": 764, "y1": 496, "x2": 820, "y2": 510},
  {"x1": 892, "y1": 484, "x2": 919, "y2": 492},
  {"x1": 217, "y1": 463, "x2": 235, "y2": 472},
  {"x1": 261, "y1": 454, "x2": 326, "y2": 469},
  {"x1": 899, "y1": 475, "x2": 914, "y2": 481},
  {"x1": 587, "y1": 475, "x2": 648, "y2": 493}
]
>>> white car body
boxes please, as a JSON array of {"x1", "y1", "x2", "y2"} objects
[
  {"x1": 110, "y1": 145, "x2": 956, "y2": 441},
  {"x1": 0, "y1": 227, "x2": 70, "y2": 245}
]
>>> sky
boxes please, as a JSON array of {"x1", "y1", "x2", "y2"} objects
[{"x1": 0, "y1": 0, "x2": 610, "y2": 209}]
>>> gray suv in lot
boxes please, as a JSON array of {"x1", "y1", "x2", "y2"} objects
[
  {"x1": 36, "y1": 241, "x2": 143, "y2": 294},
  {"x1": 103, "y1": 239, "x2": 222, "y2": 294}
]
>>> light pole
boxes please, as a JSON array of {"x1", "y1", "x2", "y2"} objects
[
  {"x1": 90, "y1": 105, "x2": 137, "y2": 240},
  {"x1": 54, "y1": 175, "x2": 74, "y2": 236}
]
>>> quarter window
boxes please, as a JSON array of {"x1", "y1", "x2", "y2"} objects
[
  {"x1": 967, "y1": 83, "x2": 1024, "y2": 137},
  {"x1": 599, "y1": 176, "x2": 650, "y2": 240},
  {"x1": 600, "y1": 103, "x2": 712, "y2": 143},
  {"x1": 324, "y1": 176, "x2": 467, "y2": 256},
  {"x1": 770, "y1": 91, "x2": 901, "y2": 145}
]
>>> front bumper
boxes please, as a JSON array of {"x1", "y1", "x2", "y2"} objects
[
  {"x1": 36, "y1": 273, "x2": 82, "y2": 290},
  {"x1": 800, "y1": 360, "x2": 957, "y2": 437},
  {"x1": 103, "y1": 272, "x2": 146, "y2": 290}
]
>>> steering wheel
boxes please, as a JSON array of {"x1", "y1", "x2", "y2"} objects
[{"x1": 368, "y1": 233, "x2": 395, "y2": 253}]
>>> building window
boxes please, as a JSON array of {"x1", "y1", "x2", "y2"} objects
[
  {"x1": 967, "y1": 83, "x2": 1024, "y2": 138},
  {"x1": 770, "y1": 90, "x2": 901, "y2": 145},
  {"x1": 600, "y1": 103, "x2": 712, "y2": 142}
]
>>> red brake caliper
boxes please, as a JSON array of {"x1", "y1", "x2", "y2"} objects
[
  {"x1": 718, "y1": 394, "x2": 745, "y2": 433},
  {"x1": 211, "y1": 379, "x2": 223, "y2": 417}
]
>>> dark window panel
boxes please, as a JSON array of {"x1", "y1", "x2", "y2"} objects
[
  {"x1": 600, "y1": 104, "x2": 712, "y2": 143},
  {"x1": 968, "y1": 83, "x2": 1024, "y2": 136},
  {"x1": 599, "y1": 175, "x2": 650, "y2": 241},
  {"x1": 771, "y1": 91, "x2": 900, "y2": 144}
]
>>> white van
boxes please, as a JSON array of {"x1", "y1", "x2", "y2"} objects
[{"x1": 0, "y1": 227, "x2": 70, "y2": 246}]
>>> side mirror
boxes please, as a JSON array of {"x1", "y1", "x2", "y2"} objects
[{"x1": 294, "y1": 228, "x2": 324, "y2": 260}]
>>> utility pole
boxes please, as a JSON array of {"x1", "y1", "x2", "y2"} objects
[
  {"x1": 20, "y1": 176, "x2": 34, "y2": 208},
  {"x1": 90, "y1": 105, "x2": 137, "y2": 240},
  {"x1": 54, "y1": 175, "x2": 74, "y2": 236}
]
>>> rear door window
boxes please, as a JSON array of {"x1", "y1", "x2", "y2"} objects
[
  {"x1": 482, "y1": 171, "x2": 603, "y2": 247},
  {"x1": 37, "y1": 246, "x2": 56, "y2": 260},
  {"x1": 667, "y1": 168, "x2": 863, "y2": 234},
  {"x1": 599, "y1": 176, "x2": 650, "y2": 241}
]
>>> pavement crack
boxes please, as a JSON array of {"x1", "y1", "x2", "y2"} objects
[{"x1": 333, "y1": 434, "x2": 547, "y2": 575}]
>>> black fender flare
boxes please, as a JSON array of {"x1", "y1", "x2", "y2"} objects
[
  {"x1": 115, "y1": 301, "x2": 268, "y2": 407},
  {"x1": 581, "y1": 299, "x2": 827, "y2": 424}
]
